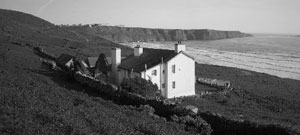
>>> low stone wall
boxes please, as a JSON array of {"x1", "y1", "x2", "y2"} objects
[
  {"x1": 73, "y1": 71, "x2": 179, "y2": 114},
  {"x1": 198, "y1": 112, "x2": 294, "y2": 135},
  {"x1": 72, "y1": 71, "x2": 212, "y2": 134},
  {"x1": 196, "y1": 77, "x2": 231, "y2": 89},
  {"x1": 41, "y1": 58, "x2": 56, "y2": 69},
  {"x1": 74, "y1": 71, "x2": 118, "y2": 96},
  {"x1": 73, "y1": 69, "x2": 295, "y2": 135},
  {"x1": 34, "y1": 47, "x2": 57, "y2": 60}
]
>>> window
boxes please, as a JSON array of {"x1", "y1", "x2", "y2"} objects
[
  {"x1": 152, "y1": 70, "x2": 157, "y2": 76},
  {"x1": 162, "y1": 83, "x2": 165, "y2": 88},
  {"x1": 172, "y1": 65, "x2": 175, "y2": 73},
  {"x1": 172, "y1": 81, "x2": 175, "y2": 89}
]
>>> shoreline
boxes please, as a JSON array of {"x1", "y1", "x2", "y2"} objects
[{"x1": 120, "y1": 41, "x2": 300, "y2": 81}]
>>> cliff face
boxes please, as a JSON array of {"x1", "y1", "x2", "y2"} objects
[{"x1": 82, "y1": 26, "x2": 252, "y2": 42}]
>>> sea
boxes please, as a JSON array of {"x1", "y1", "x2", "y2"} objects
[{"x1": 121, "y1": 34, "x2": 300, "y2": 80}]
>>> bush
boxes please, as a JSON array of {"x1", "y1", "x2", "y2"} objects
[
  {"x1": 171, "y1": 115, "x2": 212, "y2": 135},
  {"x1": 121, "y1": 77, "x2": 159, "y2": 98}
]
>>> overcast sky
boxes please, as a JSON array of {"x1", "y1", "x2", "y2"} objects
[{"x1": 1, "y1": 0, "x2": 300, "y2": 34}]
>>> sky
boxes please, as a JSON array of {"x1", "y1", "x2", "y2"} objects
[{"x1": 1, "y1": 0, "x2": 300, "y2": 34}]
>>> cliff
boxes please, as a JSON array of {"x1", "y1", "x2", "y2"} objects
[{"x1": 66, "y1": 25, "x2": 252, "y2": 42}]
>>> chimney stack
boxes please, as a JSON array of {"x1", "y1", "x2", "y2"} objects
[
  {"x1": 175, "y1": 41, "x2": 186, "y2": 53},
  {"x1": 134, "y1": 45, "x2": 143, "y2": 56},
  {"x1": 111, "y1": 47, "x2": 121, "y2": 84}
]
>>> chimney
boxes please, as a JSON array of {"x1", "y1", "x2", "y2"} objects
[
  {"x1": 111, "y1": 47, "x2": 121, "y2": 84},
  {"x1": 134, "y1": 45, "x2": 143, "y2": 56},
  {"x1": 175, "y1": 41, "x2": 186, "y2": 53}
]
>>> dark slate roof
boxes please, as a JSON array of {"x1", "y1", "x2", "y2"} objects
[
  {"x1": 56, "y1": 53, "x2": 74, "y2": 66},
  {"x1": 87, "y1": 56, "x2": 125, "y2": 67},
  {"x1": 119, "y1": 48, "x2": 193, "y2": 72},
  {"x1": 88, "y1": 57, "x2": 112, "y2": 67},
  {"x1": 87, "y1": 57, "x2": 99, "y2": 67}
]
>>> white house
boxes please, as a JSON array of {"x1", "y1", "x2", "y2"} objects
[{"x1": 111, "y1": 42, "x2": 195, "y2": 98}]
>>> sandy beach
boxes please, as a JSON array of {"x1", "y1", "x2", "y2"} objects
[{"x1": 121, "y1": 37, "x2": 300, "y2": 80}]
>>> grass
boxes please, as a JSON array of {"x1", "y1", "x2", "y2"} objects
[
  {"x1": 1, "y1": 8, "x2": 300, "y2": 134},
  {"x1": 180, "y1": 63, "x2": 300, "y2": 132},
  {"x1": 0, "y1": 43, "x2": 193, "y2": 135}
]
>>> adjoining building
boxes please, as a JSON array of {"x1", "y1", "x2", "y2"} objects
[
  {"x1": 86, "y1": 55, "x2": 125, "y2": 78},
  {"x1": 56, "y1": 53, "x2": 74, "y2": 69},
  {"x1": 87, "y1": 56, "x2": 112, "y2": 68},
  {"x1": 111, "y1": 42, "x2": 196, "y2": 98}
]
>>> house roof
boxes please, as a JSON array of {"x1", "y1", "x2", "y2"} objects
[
  {"x1": 176, "y1": 51, "x2": 195, "y2": 61},
  {"x1": 118, "y1": 48, "x2": 194, "y2": 72},
  {"x1": 87, "y1": 57, "x2": 112, "y2": 67},
  {"x1": 87, "y1": 57, "x2": 99, "y2": 67},
  {"x1": 87, "y1": 56, "x2": 125, "y2": 67},
  {"x1": 56, "y1": 53, "x2": 74, "y2": 66}
]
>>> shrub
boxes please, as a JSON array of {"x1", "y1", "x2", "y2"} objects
[
  {"x1": 171, "y1": 115, "x2": 212, "y2": 135},
  {"x1": 120, "y1": 77, "x2": 159, "y2": 98}
]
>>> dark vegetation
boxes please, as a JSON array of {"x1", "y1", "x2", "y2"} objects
[
  {"x1": 198, "y1": 112, "x2": 292, "y2": 135},
  {"x1": 121, "y1": 77, "x2": 159, "y2": 98},
  {"x1": 1, "y1": 8, "x2": 300, "y2": 134}
]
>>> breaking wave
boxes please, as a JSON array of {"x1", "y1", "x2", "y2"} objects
[{"x1": 121, "y1": 34, "x2": 300, "y2": 80}]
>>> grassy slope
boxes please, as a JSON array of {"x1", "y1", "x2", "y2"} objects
[
  {"x1": 181, "y1": 64, "x2": 300, "y2": 132},
  {"x1": 0, "y1": 9, "x2": 132, "y2": 58},
  {"x1": 0, "y1": 33, "x2": 194, "y2": 135},
  {"x1": 1, "y1": 8, "x2": 300, "y2": 134},
  {"x1": 0, "y1": 9, "x2": 193, "y2": 135}
]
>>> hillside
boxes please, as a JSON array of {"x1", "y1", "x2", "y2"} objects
[
  {"x1": 0, "y1": 8, "x2": 196, "y2": 135},
  {"x1": 0, "y1": 9, "x2": 53, "y2": 28},
  {"x1": 0, "y1": 42, "x2": 198, "y2": 135},
  {"x1": 1, "y1": 9, "x2": 300, "y2": 134},
  {"x1": 64, "y1": 25, "x2": 252, "y2": 42},
  {"x1": 0, "y1": 9, "x2": 132, "y2": 57}
]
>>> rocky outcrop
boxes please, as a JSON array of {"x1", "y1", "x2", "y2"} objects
[{"x1": 85, "y1": 26, "x2": 252, "y2": 42}]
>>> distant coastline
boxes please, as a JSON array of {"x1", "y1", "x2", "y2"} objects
[
  {"x1": 63, "y1": 25, "x2": 252, "y2": 42},
  {"x1": 251, "y1": 33, "x2": 300, "y2": 37}
]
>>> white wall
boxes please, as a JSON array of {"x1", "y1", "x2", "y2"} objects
[
  {"x1": 141, "y1": 64, "x2": 164, "y2": 90},
  {"x1": 134, "y1": 47, "x2": 143, "y2": 56},
  {"x1": 117, "y1": 53, "x2": 195, "y2": 98},
  {"x1": 166, "y1": 53, "x2": 195, "y2": 98},
  {"x1": 175, "y1": 44, "x2": 186, "y2": 53}
]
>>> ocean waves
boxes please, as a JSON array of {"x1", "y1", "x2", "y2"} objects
[
  {"x1": 121, "y1": 36, "x2": 300, "y2": 80},
  {"x1": 190, "y1": 48, "x2": 300, "y2": 80}
]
